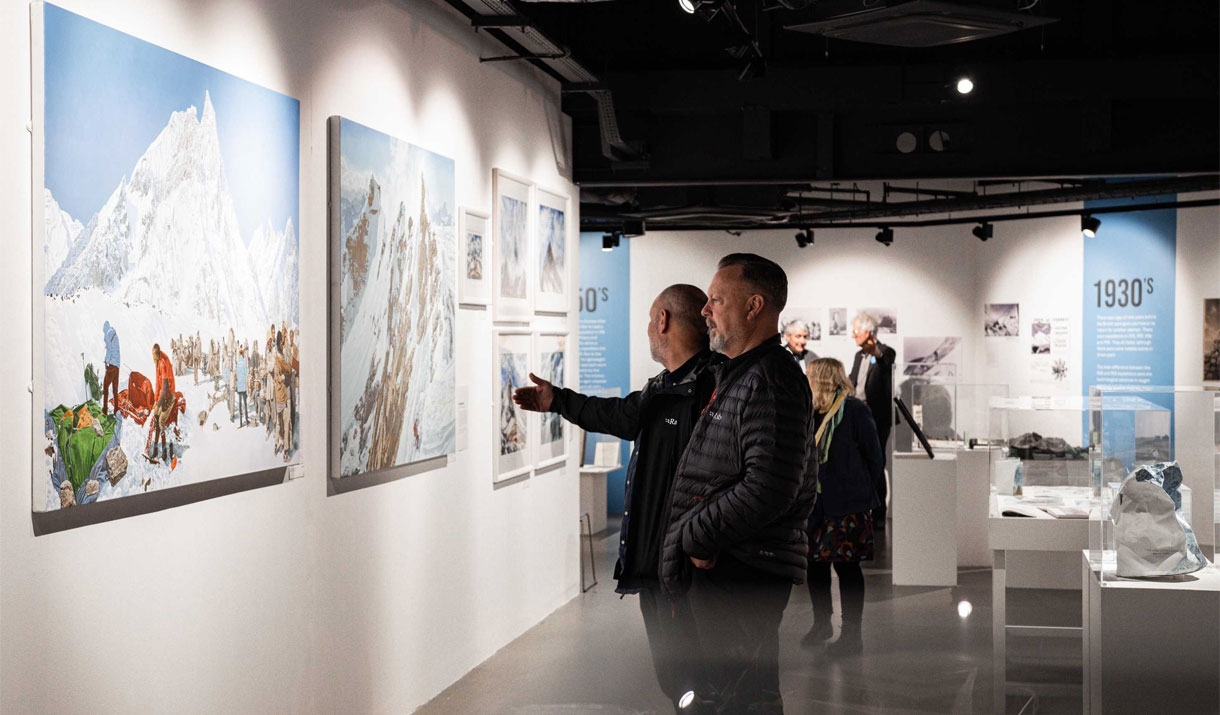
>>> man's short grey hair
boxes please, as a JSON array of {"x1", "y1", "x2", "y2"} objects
[
  {"x1": 717, "y1": 253, "x2": 788, "y2": 311},
  {"x1": 782, "y1": 319, "x2": 810, "y2": 336},
  {"x1": 852, "y1": 312, "x2": 878, "y2": 336}
]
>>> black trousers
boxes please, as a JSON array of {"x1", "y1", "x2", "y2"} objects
[
  {"x1": 638, "y1": 586, "x2": 701, "y2": 711},
  {"x1": 686, "y1": 554, "x2": 793, "y2": 715},
  {"x1": 806, "y1": 561, "x2": 865, "y2": 623}
]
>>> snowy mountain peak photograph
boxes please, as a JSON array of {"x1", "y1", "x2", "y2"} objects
[{"x1": 37, "y1": 4, "x2": 301, "y2": 514}]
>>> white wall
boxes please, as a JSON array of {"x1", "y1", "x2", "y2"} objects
[{"x1": 1, "y1": 1, "x2": 580, "y2": 713}]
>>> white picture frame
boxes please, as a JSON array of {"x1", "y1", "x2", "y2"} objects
[
  {"x1": 492, "y1": 169, "x2": 532, "y2": 323},
  {"x1": 458, "y1": 207, "x2": 490, "y2": 306},
  {"x1": 534, "y1": 186, "x2": 570, "y2": 314},
  {"x1": 533, "y1": 331, "x2": 568, "y2": 468},
  {"x1": 493, "y1": 329, "x2": 532, "y2": 482}
]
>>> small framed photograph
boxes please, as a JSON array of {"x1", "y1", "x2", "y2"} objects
[
  {"x1": 534, "y1": 332, "x2": 568, "y2": 468},
  {"x1": 493, "y1": 329, "x2": 532, "y2": 482},
  {"x1": 492, "y1": 169, "x2": 532, "y2": 323},
  {"x1": 458, "y1": 207, "x2": 490, "y2": 306},
  {"x1": 534, "y1": 186, "x2": 570, "y2": 314}
]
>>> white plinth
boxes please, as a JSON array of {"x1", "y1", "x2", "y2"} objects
[
  {"x1": 579, "y1": 466, "x2": 613, "y2": 534},
  {"x1": 1083, "y1": 553, "x2": 1220, "y2": 715},
  {"x1": 955, "y1": 448, "x2": 992, "y2": 567},
  {"x1": 892, "y1": 452, "x2": 958, "y2": 586}
]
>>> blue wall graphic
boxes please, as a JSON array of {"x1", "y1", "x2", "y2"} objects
[{"x1": 578, "y1": 233, "x2": 631, "y2": 513}]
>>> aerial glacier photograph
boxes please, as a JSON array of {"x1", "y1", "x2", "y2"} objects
[
  {"x1": 335, "y1": 117, "x2": 455, "y2": 478},
  {"x1": 38, "y1": 4, "x2": 301, "y2": 512}
]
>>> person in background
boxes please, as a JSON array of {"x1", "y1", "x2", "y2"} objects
[
  {"x1": 802, "y1": 357, "x2": 882, "y2": 656},
  {"x1": 235, "y1": 345, "x2": 249, "y2": 428},
  {"x1": 149, "y1": 342, "x2": 176, "y2": 461},
  {"x1": 781, "y1": 318, "x2": 817, "y2": 373},
  {"x1": 513, "y1": 284, "x2": 718, "y2": 714},
  {"x1": 848, "y1": 312, "x2": 896, "y2": 527}
]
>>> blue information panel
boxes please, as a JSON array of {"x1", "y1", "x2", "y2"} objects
[
  {"x1": 1082, "y1": 197, "x2": 1176, "y2": 460},
  {"x1": 578, "y1": 233, "x2": 632, "y2": 513}
]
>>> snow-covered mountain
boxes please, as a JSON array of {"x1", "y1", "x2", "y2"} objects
[
  {"x1": 46, "y1": 92, "x2": 271, "y2": 337},
  {"x1": 248, "y1": 217, "x2": 299, "y2": 327},
  {"x1": 338, "y1": 171, "x2": 455, "y2": 476},
  {"x1": 43, "y1": 188, "x2": 83, "y2": 277}
]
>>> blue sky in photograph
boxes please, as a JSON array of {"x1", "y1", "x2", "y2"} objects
[
  {"x1": 44, "y1": 3, "x2": 299, "y2": 241},
  {"x1": 342, "y1": 117, "x2": 455, "y2": 224}
]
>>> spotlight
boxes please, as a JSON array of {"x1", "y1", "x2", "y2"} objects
[
  {"x1": 794, "y1": 228, "x2": 813, "y2": 248},
  {"x1": 1081, "y1": 214, "x2": 1101, "y2": 238},
  {"x1": 602, "y1": 232, "x2": 621, "y2": 252},
  {"x1": 679, "y1": 0, "x2": 724, "y2": 20},
  {"x1": 972, "y1": 222, "x2": 993, "y2": 241},
  {"x1": 875, "y1": 227, "x2": 893, "y2": 247},
  {"x1": 955, "y1": 77, "x2": 974, "y2": 95},
  {"x1": 678, "y1": 0, "x2": 696, "y2": 12}
]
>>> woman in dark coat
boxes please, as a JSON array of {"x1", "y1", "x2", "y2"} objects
[{"x1": 802, "y1": 357, "x2": 883, "y2": 655}]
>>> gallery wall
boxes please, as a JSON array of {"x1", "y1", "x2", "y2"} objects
[{"x1": 1, "y1": 1, "x2": 580, "y2": 713}]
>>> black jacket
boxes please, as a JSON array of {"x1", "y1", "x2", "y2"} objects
[
  {"x1": 810, "y1": 396, "x2": 882, "y2": 520},
  {"x1": 849, "y1": 342, "x2": 897, "y2": 441},
  {"x1": 550, "y1": 350, "x2": 719, "y2": 594},
  {"x1": 660, "y1": 335, "x2": 819, "y2": 599}
]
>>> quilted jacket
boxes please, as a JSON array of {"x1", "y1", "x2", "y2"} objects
[{"x1": 660, "y1": 335, "x2": 819, "y2": 599}]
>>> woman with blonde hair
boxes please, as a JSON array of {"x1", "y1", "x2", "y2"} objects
[{"x1": 802, "y1": 357, "x2": 883, "y2": 655}]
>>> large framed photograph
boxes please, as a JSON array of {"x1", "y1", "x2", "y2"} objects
[
  {"x1": 458, "y1": 207, "x2": 490, "y2": 306},
  {"x1": 534, "y1": 332, "x2": 568, "y2": 468},
  {"x1": 327, "y1": 116, "x2": 456, "y2": 479},
  {"x1": 493, "y1": 330, "x2": 532, "y2": 482},
  {"x1": 32, "y1": 3, "x2": 301, "y2": 515},
  {"x1": 534, "y1": 186, "x2": 570, "y2": 314},
  {"x1": 492, "y1": 169, "x2": 532, "y2": 323}
]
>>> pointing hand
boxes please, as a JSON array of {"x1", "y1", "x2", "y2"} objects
[{"x1": 513, "y1": 372, "x2": 554, "y2": 412}]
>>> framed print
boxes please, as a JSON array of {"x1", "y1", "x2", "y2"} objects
[
  {"x1": 534, "y1": 332, "x2": 568, "y2": 468},
  {"x1": 492, "y1": 169, "x2": 532, "y2": 322},
  {"x1": 33, "y1": 3, "x2": 301, "y2": 514},
  {"x1": 534, "y1": 186, "x2": 570, "y2": 314},
  {"x1": 327, "y1": 116, "x2": 456, "y2": 479},
  {"x1": 458, "y1": 207, "x2": 490, "y2": 306},
  {"x1": 493, "y1": 329, "x2": 532, "y2": 482}
]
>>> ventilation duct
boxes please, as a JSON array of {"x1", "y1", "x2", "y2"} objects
[{"x1": 785, "y1": 1, "x2": 1057, "y2": 48}]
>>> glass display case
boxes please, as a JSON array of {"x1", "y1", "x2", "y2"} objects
[
  {"x1": 1088, "y1": 387, "x2": 1217, "y2": 583},
  {"x1": 893, "y1": 377, "x2": 1008, "y2": 454}
]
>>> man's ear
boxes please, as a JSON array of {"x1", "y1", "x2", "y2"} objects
[
  {"x1": 656, "y1": 308, "x2": 670, "y2": 333},
  {"x1": 745, "y1": 294, "x2": 765, "y2": 321}
]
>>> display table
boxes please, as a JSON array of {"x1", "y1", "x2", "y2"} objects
[
  {"x1": 892, "y1": 451, "x2": 958, "y2": 586},
  {"x1": 955, "y1": 448, "x2": 993, "y2": 567},
  {"x1": 989, "y1": 490, "x2": 1093, "y2": 714},
  {"x1": 1082, "y1": 553, "x2": 1220, "y2": 715},
  {"x1": 578, "y1": 465, "x2": 615, "y2": 534}
]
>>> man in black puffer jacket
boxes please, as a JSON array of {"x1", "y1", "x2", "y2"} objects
[
  {"x1": 662, "y1": 254, "x2": 818, "y2": 715},
  {"x1": 513, "y1": 284, "x2": 720, "y2": 713}
]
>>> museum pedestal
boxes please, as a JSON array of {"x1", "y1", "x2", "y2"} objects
[
  {"x1": 579, "y1": 465, "x2": 613, "y2": 534},
  {"x1": 892, "y1": 452, "x2": 958, "y2": 586},
  {"x1": 1083, "y1": 553, "x2": 1220, "y2": 715}
]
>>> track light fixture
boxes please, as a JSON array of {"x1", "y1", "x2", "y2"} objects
[
  {"x1": 1081, "y1": 214, "x2": 1101, "y2": 238},
  {"x1": 602, "y1": 232, "x2": 621, "y2": 252},
  {"x1": 678, "y1": 0, "x2": 725, "y2": 20},
  {"x1": 972, "y1": 222, "x2": 993, "y2": 241},
  {"x1": 794, "y1": 228, "x2": 813, "y2": 248},
  {"x1": 679, "y1": 0, "x2": 696, "y2": 12},
  {"x1": 875, "y1": 227, "x2": 894, "y2": 247}
]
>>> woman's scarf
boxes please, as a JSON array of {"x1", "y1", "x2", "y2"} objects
[{"x1": 814, "y1": 389, "x2": 848, "y2": 465}]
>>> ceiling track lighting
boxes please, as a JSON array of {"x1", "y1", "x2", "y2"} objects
[
  {"x1": 972, "y1": 221, "x2": 993, "y2": 241},
  {"x1": 794, "y1": 227, "x2": 814, "y2": 248},
  {"x1": 602, "y1": 232, "x2": 622, "y2": 251},
  {"x1": 1081, "y1": 214, "x2": 1101, "y2": 238},
  {"x1": 875, "y1": 227, "x2": 894, "y2": 247},
  {"x1": 678, "y1": 0, "x2": 725, "y2": 19}
]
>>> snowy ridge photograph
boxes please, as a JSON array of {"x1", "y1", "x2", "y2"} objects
[
  {"x1": 492, "y1": 170, "x2": 532, "y2": 322},
  {"x1": 36, "y1": 5, "x2": 301, "y2": 513},
  {"x1": 332, "y1": 117, "x2": 456, "y2": 478},
  {"x1": 534, "y1": 187, "x2": 568, "y2": 313},
  {"x1": 535, "y1": 333, "x2": 566, "y2": 467},
  {"x1": 493, "y1": 330, "x2": 532, "y2": 481}
]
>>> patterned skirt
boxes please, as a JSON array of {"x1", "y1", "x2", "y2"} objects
[{"x1": 809, "y1": 510, "x2": 875, "y2": 563}]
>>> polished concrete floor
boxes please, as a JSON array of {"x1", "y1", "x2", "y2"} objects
[{"x1": 417, "y1": 519, "x2": 1081, "y2": 715}]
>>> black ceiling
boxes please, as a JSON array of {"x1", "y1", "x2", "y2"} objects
[{"x1": 447, "y1": 0, "x2": 1220, "y2": 232}]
